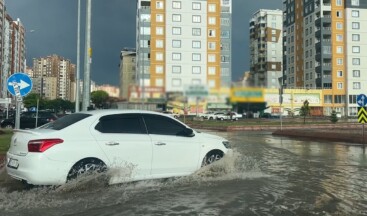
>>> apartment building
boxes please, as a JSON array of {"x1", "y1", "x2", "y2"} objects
[
  {"x1": 119, "y1": 48, "x2": 137, "y2": 99},
  {"x1": 249, "y1": 9, "x2": 283, "y2": 88},
  {"x1": 32, "y1": 55, "x2": 75, "y2": 101},
  {"x1": 136, "y1": 0, "x2": 232, "y2": 97},
  {"x1": 282, "y1": 0, "x2": 366, "y2": 116}
]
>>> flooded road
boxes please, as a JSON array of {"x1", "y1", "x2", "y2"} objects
[{"x1": 1, "y1": 131, "x2": 367, "y2": 216}]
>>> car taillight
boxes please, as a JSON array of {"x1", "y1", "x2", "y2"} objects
[{"x1": 28, "y1": 139, "x2": 64, "y2": 152}]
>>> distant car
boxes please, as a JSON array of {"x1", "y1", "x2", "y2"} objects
[
  {"x1": 198, "y1": 111, "x2": 214, "y2": 119},
  {"x1": 216, "y1": 112, "x2": 243, "y2": 121},
  {"x1": 6, "y1": 110, "x2": 231, "y2": 186},
  {"x1": 206, "y1": 111, "x2": 226, "y2": 120},
  {"x1": 0, "y1": 111, "x2": 58, "y2": 129},
  {"x1": 161, "y1": 111, "x2": 180, "y2": 119},
  {"x1": 260, "y1": 113, "x2": 273, "y2": 118}
]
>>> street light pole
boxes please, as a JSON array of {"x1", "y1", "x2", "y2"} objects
[
  {"x1": 141, "y1": 19, "x2": 146, "y2": 109},
  {"x1": 82, "y1": 0, "x2": 92, "y2": 111},
  {"x1": 75, "y1": 0, "x2": 81, "y2": 112}
]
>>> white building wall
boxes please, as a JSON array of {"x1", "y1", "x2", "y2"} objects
[{"x1": 165, "y1": 0, "x2": 208, "y2": 92}]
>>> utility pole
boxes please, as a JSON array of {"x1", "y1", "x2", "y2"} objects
[
  {"x1": 75, "y1": 0, "x2": 81, "y2": 112},
  {"x1": 82, "y1": 0, "x2": 92, "y2": 111}
]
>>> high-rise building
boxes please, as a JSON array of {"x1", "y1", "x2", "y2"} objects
[
  {"x1": 136, "y1": 0, "x2": 232, "y2": 97},
  {"x1": 32, "y1": 55, "x2": 75, "y2": 101},
  {"x1": 249, "y1": 9, "x2": 283, "y2": 88},
  {"x1": 119, "y1": 48, "x2": 137, "y2": 99},
  {"x1": 282, "y1": 0, "x2": 366, "y2": 117}
]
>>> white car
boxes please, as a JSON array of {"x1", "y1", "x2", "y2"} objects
[
  {"x1": 216, "y1": 112, "x2": 243, "y2": 121},
  {"x1": 206, "y1": 111, "x2": 226, "y2": 120},
  {"x1": 161, "y1": 111, "x2": 180, "y2": 119},
  {"x1": 6, "y1": 110, "x2": 230, "y2": 186}
]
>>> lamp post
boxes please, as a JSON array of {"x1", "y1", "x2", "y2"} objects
[
  {"x1": 75, "y1": 0, "x2": 81, "y2": 112},
  {"x1": 141, "y1": 18, "x2": 147, "y2": 109}
]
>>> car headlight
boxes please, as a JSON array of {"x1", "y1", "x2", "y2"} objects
[{"x1": 222, "y1": 141, "x2": 231, "y2": 149}]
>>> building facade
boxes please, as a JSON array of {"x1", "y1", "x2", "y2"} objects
[
  {"x1": 136, "y1": 0, "x2": 232, "y2": 97},
  {"x1": 282, "y1": 0, "x2": 366, "y2": 116},
  {"x1": 32, "y1": 55, "x2": 75, "y2": 101},
  {"x1": 119, "y1": 49, "x2": 137, "y2": 99},
  {"x1": 249, "y1": 9, "x2": 283, "y2": 88}
]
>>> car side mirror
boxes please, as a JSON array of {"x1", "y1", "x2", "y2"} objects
[{"x1": 178, "y1": 128, "x2": 195, "y2": 137}]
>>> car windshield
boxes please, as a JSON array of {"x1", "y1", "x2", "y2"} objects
[{"x1": 39, "y1": 113, "x2": 92, "y2": 130}]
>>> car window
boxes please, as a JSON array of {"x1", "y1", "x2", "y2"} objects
[
  {"x1": 40, "y1": 113, "x2": 91, "y2": 130},
  {"x1": 95, "y1": 114, "x2": 146, "y2": 134},
  {"x1": 142, "y1": 114, "x2": 186, "y2": 136}
]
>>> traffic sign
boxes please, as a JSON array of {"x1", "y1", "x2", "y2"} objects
[
  {"x1": 7, "y1": 73, "x2": 33, "y2": 97},
  {"x1": 358, "y1": 107, "x2": 367, "y2": 124},
  {"x1": 357, "y1": 94, "x2": 367, "y2": 107}
]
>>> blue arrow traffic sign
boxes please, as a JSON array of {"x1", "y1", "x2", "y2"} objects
[
  {"x1": 7, "y1": 73, "x2": 33, "y2": 97},
  {"x1": 357, "y1": 94, "x2": 367, "y2": 107}
]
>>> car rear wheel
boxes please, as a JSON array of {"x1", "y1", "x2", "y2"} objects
[
  {"x1": 67, "y1": 158, "x2": 107, "y2": 182},
  {"x1": 201, "y1": 151, "x2": 224, "y2": 167}
]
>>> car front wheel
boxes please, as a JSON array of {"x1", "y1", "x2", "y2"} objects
[{"x1": 201, "y1": 151, "x2": 224, "y2": 167}]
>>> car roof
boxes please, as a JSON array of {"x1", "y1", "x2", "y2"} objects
[{"x1": 78, "y1": 109, "x2": 171, "y2": 118}]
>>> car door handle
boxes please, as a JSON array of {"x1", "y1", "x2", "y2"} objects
[
  {"x1": 155, "y1": 142, "x2": 166, "y2": 146},
  {"x1": 105, "y1": 142, "x2": 119, "y2": 146}
]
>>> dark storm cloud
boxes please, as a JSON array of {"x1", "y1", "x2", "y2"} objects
[{"x1": 6, "y1": 0, "x2": 281, "y2": 86}]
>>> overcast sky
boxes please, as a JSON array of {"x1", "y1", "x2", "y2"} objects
[{"x1": 6, "y1": 0, "x2": 282, "y2": 86}]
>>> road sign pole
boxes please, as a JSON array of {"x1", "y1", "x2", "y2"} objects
[
  {"x1": 363, "y1": 124, "x2": 365, "y2": 147},
  {"x1": 15, "y1": 100, "x2": 21, "y2": 129}
]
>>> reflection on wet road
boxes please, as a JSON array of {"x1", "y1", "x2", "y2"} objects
[{"x1": 1, "y1": 131, "x2": 367, "y2": 216}]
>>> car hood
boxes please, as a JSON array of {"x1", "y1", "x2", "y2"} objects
[{"x1": 197, "y1": 131, "x2": 227, "y2": 141}]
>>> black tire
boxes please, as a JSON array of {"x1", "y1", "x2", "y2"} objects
[
  {"x1": 4, "y1": 124, "x2": 13, "y2": 129},
  {"x1": 67, "y1": 158, "x2": 107, "y2": 182},
  {"x1": 201, "y1": 151, "x2": 224, "y2": 167}
]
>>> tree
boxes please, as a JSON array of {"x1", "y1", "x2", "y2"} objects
[
  {"x1": 299, "y1": 100, "x2": 310, "y2": 124},
  {"x1": 91, "y1": 90, "x2": 109, "y2": 109},
  {"x1": 23, "y1": 93, "x2": 46, "y2": 110},
  {"x1": 330, "y1": 110, "x2": 339, "y2": 124}
]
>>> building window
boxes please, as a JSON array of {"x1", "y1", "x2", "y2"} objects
[
  {"x1": 337, "y1": 58, "x2": 343, "y2": 65},
  {"x1": 192, "y1": 2, "x2": 201, "y2": 10},
  {"x1": 272, "y1": 36, "x2": 277, "y2": 42},
  {"x1": 172, "y1": 1, "x2": 181, "y2": 9},
  {"x1": 156, "y1": 40, "x2": 163, "y2": 48},
  {"x1": 351, "y1": 0, "x2": 359, "y2": 6},
  {"x1": 352, "y1": 58, "x2": 360, "y2": 65},
  {"x1": 336, "y1": 11, "x2": 342, "y2": 18},
  {"x1": 172, "y1": 27, "x2": 181, "y2": 35},
  {"x1": 192, "y1": 79, "x2": 201, "y2": 85},
  {"x1": 192, "y1": 15, "x2": 201, "y2": 23},
  {"x1": 156, "y1": 65, "x2": 163, "y2": 74},
  {"x1": 208, "y1": 54, "x2": 216, "y2": 63},
  {"x1": 172, "y1": 53, "x2": 181, "y2": 60},
  {"x1": 208, "y1": 4, "x2": 216, "y2": 12},
  {"x1": 336, "y1": 46, "x2": 343, "y2": 54},
  {"x1": 172, "y1": 65, "x2": 181, "y2": 74},
  {"x1": 352, "y1": 10, "x2": 360, "y2": 17},
  {"x1": 336, "y1": 22, "x2": 343, "y2": 29},
  {"x1": 156, "y1": 27, "x2": 164, "y2": 35},
  {"x1": 208, "y1": 29, "x2": 216, "y2": 37},
  {"x1": 208, "y1": 17, "x2": 216, "y2": 25},
  {"x1": 337, "y1": 82, "x2": 343, "y2": 89},
  {"x1": 172, "y1": 78, "x2": 181, "y2": 87},
  {"x1": 208, "y1": 42, "x2": 216, "y2": 50},
  {"x1": 353, "y1": 70, "x2": 360, "y2": 77},
  {"x1": 336, "y1": 0, "x2": 342, "y2": 6},
  {"x1": 353, "y1": 82, "x2": 361, "y2": 89},
  {"x1": 221, "y1": 30, "x2": 230, "y2": 38},
  {"x1": 172, "y1": 40, "x2": 181, "y2": 48},
  {"x1": 208, "y1": 67, "x2": 216, "y2": 75},
  {"x1": 336, "y1": 34, "x2": 343, "y2": 41},
  {"x1": 352, "y1": 46, "x2": 360, "y2": 53},
  {"x1": 352, "y1": 34, "x2": 360, "y2": 41},
  {"x1": 337, "y1": 70, "x2": 343, "y2": 77},
  {"x1": 192, "y1": 53, "x2": 201, "y2": 61},
  {"x1": 192, "y1": 66, "x2": 201, "y2": 74},
  {"x1": 155, "y1": 79, "x2": 163, "y2": 87},
  {"x1": 208, "y1": 80, "x2": 216, "y2": 88},
  {"x1": 192, "y1": 28, "x2": 201, "y2": 36},
  {"x1": 156, "y1": 1, "x2": 164, "y2": 9},
  {"x1": 156, "y1": 52, "x2": 163, "y2": 61},
  {"x1": 352, "y1": 22, "x2": 360, "y2": 29},
  {"x1": 192, "y1": 41, "x2": 201, "y2": 49},
  {"x1": 172, "y1": 14, "x2": 181, "y2": 22},
  {"x1": 156, "y1": 14, "x2": 164, "y2": 22}
]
